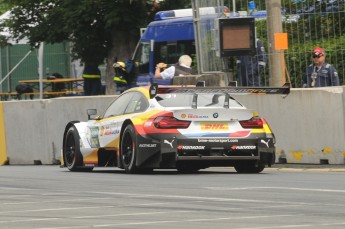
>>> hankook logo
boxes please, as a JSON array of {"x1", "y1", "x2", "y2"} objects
[
  {"x1": 177, "y1": 145, "x2": 205, "y2": 150},
  {"x1": 231, "y1": 145, "x2": 256, "y2": 150},
  {"x1": 213, "y1": 113, "x2": 219, "y2": 118}
]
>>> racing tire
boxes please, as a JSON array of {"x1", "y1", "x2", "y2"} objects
[
  {"x1": 234, "y1": 162, "x2": 265, "y2": 174},
  {"x1": 63, "y1": 126, "x2": 92, "y2": 172},
  {"x1": 120, "y1": 124, "x2": 138, "y2": 174}
]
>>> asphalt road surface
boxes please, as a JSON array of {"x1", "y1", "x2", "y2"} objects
[{"x1": 0, "y1": 165, "x2": 345, "y2": 229}]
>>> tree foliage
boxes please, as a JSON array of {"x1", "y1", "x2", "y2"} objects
[
  {"x1": 0, "y1": 0, "x2": 10, "y2": 14},
  {"x1": 0, "y1": 0, "x2": 191, "y2": 63},
  {"x1": 0, "y1": 0, "x2": 191, "y2": 93},
  {"x1": 1, "y1": 0, "x2": 151, "y2": 66}
]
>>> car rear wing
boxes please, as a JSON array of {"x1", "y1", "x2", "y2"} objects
[{"x1": 149, "y1": 83, "x2": 290, "y2": 99}]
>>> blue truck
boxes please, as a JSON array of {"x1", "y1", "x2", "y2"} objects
[{"x1": 122, "y1": 7, "x2": 229, "y2": 89}]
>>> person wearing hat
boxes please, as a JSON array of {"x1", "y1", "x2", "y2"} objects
[{"x1": 303, "y1": 47, "x2": 339, "y2": 87}]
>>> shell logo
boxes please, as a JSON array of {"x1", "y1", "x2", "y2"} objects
[{"x1": 181, "y1": 114, "x2": 186, "y2": 118}]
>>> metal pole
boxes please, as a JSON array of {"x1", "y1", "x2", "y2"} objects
[
  {"x1": 232, "y1": 0, "x2": 236, "y2": 16},
  {"x1": 6, "y1": 46, "x2": 10, "y2": 92},
  {"x1": 38, "y1": 42, "x2": 44, "y2": 99},
  {"x1": 191, "y1": 0, "x2": 202, "y2": 74},
  {"x1": 266, "y1": 0, "x2": 286, "y2": 86}
]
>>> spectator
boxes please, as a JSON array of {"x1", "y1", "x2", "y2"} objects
[
  {"x1": 82, "y1": 64, "x2": 101, "y2": 96},
  {"x1": 236, "y1": 38, "x2": 266, "y2": 86},
  {"x1": 155, "y1": 55, "x2": 194, "y2": 80},
  {"x1": 113, "y1": 61, "x2": 129, "y2": 94},
  {"x1": 303, "y1": 47, "x2": 339, "y2": 88},
  {"x1": 49, "y1": 72, "x2": 65, "y2": 92}
]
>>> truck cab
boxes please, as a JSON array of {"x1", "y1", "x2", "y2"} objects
[{"x1": 127, "y1": 7, "x2": 229, "y2": 87}]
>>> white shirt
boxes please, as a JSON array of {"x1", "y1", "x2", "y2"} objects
[{"x1": 160, "y1": 64, "x2": 191, "y2": 80}]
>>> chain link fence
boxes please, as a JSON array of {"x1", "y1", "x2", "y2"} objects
[{"x1": 225, "y1": 0, "x2": 345, "y2": 87}]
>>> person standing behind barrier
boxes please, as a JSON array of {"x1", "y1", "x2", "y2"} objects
[
  {"x1": 82, "y1": 64, "x2": 101, "y2": 95},
  {"x1": 303, "y1": 47, "x2": 339, "y2": 88},
  {"x1": 236, "y1": 39, "x2": 266, "y2": 86},
  {"x1": 155, "y1": 55, "x2": 194, "y2": 80}
]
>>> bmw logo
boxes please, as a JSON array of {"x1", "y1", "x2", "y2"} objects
[{"x1": 213, "y1": 113, "x2": 219, "y2": 118}]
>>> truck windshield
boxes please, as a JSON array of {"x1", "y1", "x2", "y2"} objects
[
  {"x1": 133, "y1": 42, "x2": 150, "y2": 74},
  {"x1": 133, "y1": 41, "x2": 196, "y2": 75},
  {"x1": 154, "y1": 41, "x2": 195, "y2": 66}
]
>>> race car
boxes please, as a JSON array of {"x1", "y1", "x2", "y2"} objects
[{"x1": 62, "y1": 83, "x2": 289, "y2": 173}]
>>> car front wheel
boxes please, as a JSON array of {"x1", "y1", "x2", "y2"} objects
[
  {"x1": 121, "y1": 125, "x2": 138, "y2": 174},
  {"x1": 63, "y1": 126, "x2": 92, "y2": 172}
]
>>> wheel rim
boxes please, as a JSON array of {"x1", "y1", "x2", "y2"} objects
[
  {"x1": 122, "y1": 131, "x2": 134, "y2": 167},
  {"x1": 65, "y1": 132, "x2": 76, "y2": 167}
]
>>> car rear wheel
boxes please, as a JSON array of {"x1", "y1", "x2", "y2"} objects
[
  {"x1": 121, "y1": 125, "x2": 138, "y2": 174},
  {"x1": 234, "y1": 162, "x2": 265, "y2": 173},
  {"x1": 64, "y1": 126, "x2": 92, "y2": 172}
]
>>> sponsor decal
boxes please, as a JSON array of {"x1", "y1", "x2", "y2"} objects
[
  {"x1": 201, "y1": 123, "x2": 228, "y2": 130},
  {"x1": 164, "y1": 139, "x2": 174, "y2": 148},
  {"x1": 213, "y1": 113, "x2": 219, "y2": 118},
  {"x1": 187, "y1": 114, "x2": 209, "y2": 119},
  {"x1": 178, "y1": 145, "x2": 206, "y2": 150},
  {"x1": 181, "y1": 114, "x2": 187, "y2": 119},
  {"x1": 90, "y1": 127, "x2": 99, "y2": 138},
  {"x1": 260, "y1": 139, "x2": 270, "y2": 148},
  {"x1": 139, "y1": 144, "x2": 157, "y2": 147},
  {"x1": 144, "y1": 121, "x2": 152, "y2": 127},
  {"x1": 177, "y1": 88, "x2": 282, "y2": 94},
  {"x1": 89, "y1": 127, "x2": 100, "y2": 147},
  {"x1": 231, "y1": 145, "x2": 256, "y2": 150},
  {"x1": 198, "y1": 138, "x2": 238, "y2": 143},
  {"x1": 100, "y1": 124, "x2": 120, "y2": 136}
]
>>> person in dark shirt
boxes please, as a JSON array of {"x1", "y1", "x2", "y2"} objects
[
  {"x1": 82, "y1": 65, "x2": 101, "y2": 95},
  {"x1": 303, "y1": 47, "x2": 339, "y2": 88},
  {"x1": 236, "y1": 39, "x2": 266, "y2": 86}
]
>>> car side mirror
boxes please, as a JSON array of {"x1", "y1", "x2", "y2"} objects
[{"x1": 87, "y1": 109, "x2": 97, "y2": 120}]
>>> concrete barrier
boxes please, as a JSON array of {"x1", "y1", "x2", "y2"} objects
[
  {"x1": 0, "y1": 96, "x2": 116, "y2": 165},
  {"x1": 0, "y1": 102, "x2": 7, "y2": 165},
  {"x1": 0, "y1": 85, "x2": 345, "y2": 165},
  {"x1": 234, "y1": 87, "x2": 345, "y2": 164}
]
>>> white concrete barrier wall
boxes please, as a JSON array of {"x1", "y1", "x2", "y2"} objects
[
  {"x1": 0, "y1": 96, "x2": 116, "y2": 165},
  {"x1": 234, "y1": 87, "x2": 345, "y2": 164},
  {"x1": 0, "y1": 87, "x2": 344, "y2": 165}
]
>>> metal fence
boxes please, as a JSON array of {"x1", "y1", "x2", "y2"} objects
[
  {"x1": 3, "y1": 1, "x2": 344, "y2": 90},
  {"x1": 225, "y1": 0, "x2": 345, "y2": 87},
  {"x1": 0, "y1": 42, "x2": 71, "y2": 92}
]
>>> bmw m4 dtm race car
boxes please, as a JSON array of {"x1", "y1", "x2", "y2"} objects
[{"x1": 61, "y1": 83, "x2": 289, "y2": 174}]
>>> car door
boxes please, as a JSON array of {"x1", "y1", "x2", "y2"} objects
[{"x1": 87, "y1": 92, "x2": 134, "y2": 148}]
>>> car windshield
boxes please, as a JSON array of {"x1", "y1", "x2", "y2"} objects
[{"x1": 155, "y1": 93, "x2": 243, "y2": 108}]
